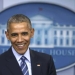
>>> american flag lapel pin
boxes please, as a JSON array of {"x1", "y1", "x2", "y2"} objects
[{"x1": 37, "y1": 64, "x2": 40, "y2": 66}]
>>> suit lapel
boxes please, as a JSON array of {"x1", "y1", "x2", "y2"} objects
[
  {"x1": 30, "y1": 50, "x2": 42, "y2": 75},
  {"x1": 5, "y1": 48, "x2": 23, "y2": 75}
]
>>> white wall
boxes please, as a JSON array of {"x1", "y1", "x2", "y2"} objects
[
  {"x1": 3, "y1": 0, "x2": 75, "y2": 12},
  {"x1": 0, "y1": 0, "x2": 3, "y2": 12}
]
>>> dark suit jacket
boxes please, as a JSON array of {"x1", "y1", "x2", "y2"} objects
[{"x1": 0, "y1": 47, "x2": 56, "y2": 75}]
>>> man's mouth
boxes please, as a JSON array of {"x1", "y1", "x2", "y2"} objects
[{"x1": 16, "y1": 44, "x2": 25, "y2": 49}]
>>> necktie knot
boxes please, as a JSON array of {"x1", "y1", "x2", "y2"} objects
[{"x1": 21, "y1": 56, "x2": 26, "y2": 63}]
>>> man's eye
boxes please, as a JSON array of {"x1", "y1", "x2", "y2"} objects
[
  {"x1": 11, "y1": 33, "x2": 18, "y2": 37},
  {"x1": 22, "y1": 32, "x2": 28, "y2": 35}
]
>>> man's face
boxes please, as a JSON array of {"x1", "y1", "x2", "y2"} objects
[{"x1": 5, "y1": 22, "x2": 34, "y2": 54}]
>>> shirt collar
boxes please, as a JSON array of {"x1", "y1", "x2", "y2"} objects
[{"x1": 12, "y1": 47, "x2": 31, "y2": 62}]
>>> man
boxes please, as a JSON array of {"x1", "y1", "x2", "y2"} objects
[{"x1": 0, "y1": 14, "x2": 56, "y2": 75}]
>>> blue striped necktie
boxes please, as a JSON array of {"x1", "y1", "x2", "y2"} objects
[{"x1": 20, "y1": 56, "x2": 29, "y2": 75}]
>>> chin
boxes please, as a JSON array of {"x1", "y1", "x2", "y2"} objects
[{"x1": 18, "y1": 50, "x2": 26, "y2": 55}]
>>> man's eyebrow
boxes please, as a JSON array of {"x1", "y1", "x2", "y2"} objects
[
  {"x1": 21, "y1": 32, "x2": 28, "y2": 34},
  {"x1": 11, "y1": 33, "x2": 18, "y2": 36},
  {"x1": 22, "y1": 32, "x2": 28, "y2": 33}
]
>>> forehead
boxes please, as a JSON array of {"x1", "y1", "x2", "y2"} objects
[
  {"x1": 8, "y1": 22, "x2": 30, "y2": 32},
  {"x1": 10, "y1": 22, "x2": 30, "y2": 27}
]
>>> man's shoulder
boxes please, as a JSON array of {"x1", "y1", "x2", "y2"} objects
[
  {"x1": 31, "y1": 49, "x2": 50, "y2": 56},
  {"x1": 0, "y1": 50, "x2": 9, "y2": 59},
  {"x1": 30, "y1": 49, "x2": 52, "y2": 61}
]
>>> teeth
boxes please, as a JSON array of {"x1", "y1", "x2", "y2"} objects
[{"x1": 17, "y1": 44, "x2": 24, "y2": 47}]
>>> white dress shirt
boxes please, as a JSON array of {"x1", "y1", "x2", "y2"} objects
[{"x1": 12, "y1": 47, "x2": 32, "y2": 75}]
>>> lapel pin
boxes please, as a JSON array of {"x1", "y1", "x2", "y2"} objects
[{"x1": 37, "y1": 64, "x2": 40, "y2": 66}]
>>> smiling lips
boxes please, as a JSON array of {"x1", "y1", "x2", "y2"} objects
[{"x1": 16, "y1": 43, "x2": 26, "y2": 49}]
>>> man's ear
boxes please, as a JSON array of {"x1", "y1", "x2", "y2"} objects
[
  {"x1": 30, "y1": 28, "x2": 34, "y2": 38},
  {"x1": 5, "y1": 31, "x2": 10, "y2": 40}
]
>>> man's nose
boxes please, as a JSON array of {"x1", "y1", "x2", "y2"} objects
[{"x1": 17, "y1": 35, "x2": 23, "y2": 42}]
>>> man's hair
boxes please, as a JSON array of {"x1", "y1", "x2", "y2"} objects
[{"x1": 7, "y1": 14, "x2": 32, "y2": 29}]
